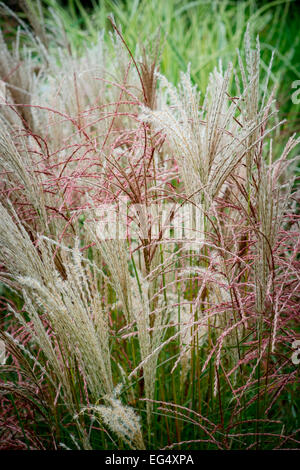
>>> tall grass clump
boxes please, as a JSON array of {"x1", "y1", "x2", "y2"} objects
[{"x1": 0, "y1": 4, "x2": 299, "y2": 450}]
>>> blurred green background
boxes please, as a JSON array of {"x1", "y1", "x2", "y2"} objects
[{"x1": 1, "y1": 0, "x2": 300, "y2": 145}]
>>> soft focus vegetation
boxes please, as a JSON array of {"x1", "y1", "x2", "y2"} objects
[{"x1": 0, "y1": 0, "x2": 299, "y2": 450}]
